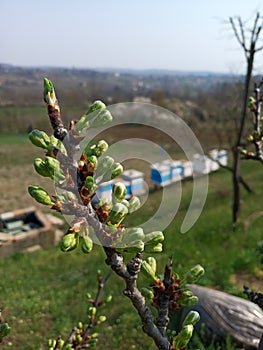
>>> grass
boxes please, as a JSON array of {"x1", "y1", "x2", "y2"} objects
[{"x1": 0, "y1": 134, "x2": 262, "y2": 349}]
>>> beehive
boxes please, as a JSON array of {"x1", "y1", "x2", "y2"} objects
[
  {"x1": 193, "y1": 154, "x2": 211, "y2": 175},
  {"x1": 150, "y1": 162, "x2": 171, "y2": 187},
  {"x1": 95, "y1": 180, "x2": 114, "y2": 202},
  {"x1": 217, "y1": 150, "x2": 228, "y2": 166},
  {"x1": 209, "y1": 149, "x2": 220, "y2": 172},
  {"x1": 0, "y1": 207, "x2": 63, "y2": 258},
  {"x1": 122, "y1": 169, "x2": 145, "y2": 196}
]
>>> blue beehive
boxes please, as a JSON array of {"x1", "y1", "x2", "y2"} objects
[
  {"x1": 162, "y1": 159, "x2": 183, "y2": 182},
  {"x1": 217, "y1": 150, "x2": 228, "y2": 166},
  {"x1": 150, "y1": 163, "x2": 171, "y2": 187},
  {"x1": 95, "y1": 180, "x2": 114, "y2": 202},
  {"x1": 122, "y1": 170, "x2": 145, "y2": 196}
]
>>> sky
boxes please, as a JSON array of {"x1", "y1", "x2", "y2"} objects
[{"x1": 1, "y1": 0, "x2": 263, "y2": 73}]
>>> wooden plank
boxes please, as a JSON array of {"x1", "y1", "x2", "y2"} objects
[{"x1": 185, "y1": 284, "x2": 263, "y2": 349}]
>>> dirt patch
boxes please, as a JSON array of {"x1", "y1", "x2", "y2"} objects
[{"x1": 230, "y1": 269, "x2": 263, "y2": 291}]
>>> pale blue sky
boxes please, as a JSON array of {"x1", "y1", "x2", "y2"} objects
[{"x1": 1, "y1": 0, "x2": 263, "y2": 73}]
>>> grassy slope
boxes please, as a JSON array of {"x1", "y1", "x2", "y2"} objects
[{"x1": 0, "y1": 135, "x2": 262, "y2": 349}]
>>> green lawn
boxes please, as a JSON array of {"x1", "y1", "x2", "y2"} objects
[{"x1": 0, "y1": 136, "x2": 262, "y2": 349}]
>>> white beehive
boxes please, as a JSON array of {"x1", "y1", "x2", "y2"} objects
[
  {"x1": 217, "y1": 150, "x2": 228, "y2": 166},
  {"x1": 181, "y1": 160, "x2": 193, "y2": 178},
  {"x1": 209, "y1": 149, "x2": 220, "y2": 172},
  {"x1": 122, "y1": 169, "x2": 145, "y2": 196},
  {"x1": 193, "y1": 154, "x2": 211, "y2": 175},
  {"x1": 95, "y1": 180, "x2": 114, "y2": 202},
  {"x1": 150, "y1": 163, "x2": 171, "y2": 187},
  {"x1": 162, "y1": 159, "x2": 184, "y2": 182}
]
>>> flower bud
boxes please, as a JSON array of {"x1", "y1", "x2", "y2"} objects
[
  {"x1": 85, "y1": 176, "x2": 95, "y2": 190},
  {"x1": 95, "y1": 156, "x2": 115, "y2": 178},
  {"x1": 185, "y1": 264, "x2": 205, "y2": 283},
  {"x1": 28, "y1": 129, "x2": 50, "y2": 149},
  {"x1": 125, "y1": 240, "x2": 144, "y2": 253},
  {"x1": 95, "y1": 140, "x2": 108, "y2": 157},
  {"x1": 106, "y1": 295, "x2": 112, "y2": 303},
  {"x1": 90, "y1": 110, "x2": 112, "y2": 128},
  {"x1": 146, "y1": 257, "x2": 157, "y2": 274},
  {"x1": 43, "y1": 78, "x2": 57, "y2": 107},
  {"x1": 107, "y1": 203, "x2": 128, "y2": 225},
  {"x1": 144, "y1": 242, "x2": 163, "y2": 253},
  {"x1": 128, "y1": 196, "x2": 141, "y2": 213},
  {"x1": 141, "y1": 260, "x2": 157, "y2": 283},
  {"x1": 45, "y1": 156, "x2": 64, "y2": 178},
  {"x1": 87, "y1": 155, "x2": 98, "y2": 169},
  {"x1": 182, "y1": 310, "x2": 200, "y2": 327},
  {"x1": 88, "y1": 307, "x2": 97, "y2": 317},
  {"x1": 113, "y1": 182, "x2": 127, "y2": 201},
  {"x1": 98, "y1": 315, "x2": 107, "y2": 323},
  {"x1": 122, "y1": 227, "x2": 145, "y2": 244},
  {"x1": 60, "y1": 233, "x2": 78, "y2": 252},
  {"x1": 173, "y1": 325, "x2": 194, "y2": 349},
  {"x1": 28, "y1": 185, "x2": 55, "y2": 206},
  {"x1": 88, "y1": 100, "x2": 106, "y2": 115},
  {"x1": 110, "y1": 163, "x2": 123, "y2": 179},
  {"x1": 179, "y1": 295, "x2": 199, "y2": 307},
  {"x1": 34, "y1": 158, "x2": 50, "y2": 177},
  {"x1": 141, "y1": 287, "x2": 154, "y2": 300},
  {"x1": 144, "y1": 231, "x2": 164, "y2": 245},
  {"x1": 81, "y1": 236, "x2": 93, "y2": 254}
]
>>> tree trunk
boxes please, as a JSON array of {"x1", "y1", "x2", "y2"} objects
[{"x1": 232, "y1": 53, "x2": 254, "y2": 224}]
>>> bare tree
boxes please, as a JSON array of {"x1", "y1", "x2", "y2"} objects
[{"x1": 229, "y1": 12, "x2": 263, "y2": 224}]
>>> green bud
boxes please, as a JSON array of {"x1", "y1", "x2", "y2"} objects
[
  {"x1": 141, "y1": 287, "x2": 154, "y2": 300},
  {"x1": 146, "y1": 257, "x2": 157, "y2": 274},
  {"x1": 28, "y1": 129, "x2": 50, "y2": 149},
  {"x1": 182, "y1": 310, "x2": 200, "y2": 327},
  {"x1": 28, "y1": 185, "x2": 55, "y2": 206},
  {"x1": 60, "y1": 233, "x2": 78, "y2": 252},
  {"x1": 90, "y1": 109, "x2": 113, "y2": 128},
  {"x1": 173, "y1": 325, "x2": 194, "y2": 349},
  {"x1": 144, "y1": 242, "x2": 163, "y2": 253},
  {"x1": 113, "y1": 182, "x2": 127, "y2": 201},
  {"x1": 34, "y1": 158, "x2": 50, "y2": 177},
  {"x1": 43, "y1": 78, "x2": 57, "y2": 106},
  {"x1": 185, "y1": 264, "x2": 205, "y2": 283},
  {"x1": 81, "y1": 236, "x2": 93, "y2": 254},
  {"x1": 144, "y1": 231, "x2": 164, "y2": 245},
  {"x1": 125, "y1": 240, "x2": 144, "y2": 253},
  {"x1": 48, "y1": 135, "x2": 67, "y2": 155},
  {"x1": 121, "y1": 199, "x2": 130, "y2": 208},
  {"x1": 180, "y1": 295, "x2": 199, "y2": 307},
  {"x1": 78, "y1": 321, "x2": 83, "y2": 329},
  {"x1": 128, "y1": 196, "x2": 141, "y2": 213},
  {"x1": 95, "y1": 140, "x2": 108, "y2": 157},
  {"x1": 45, "y1": 156, "x2": 65, "y2": 182},
  {"x1": 85, "y1": 176, "x2": 95, "y2": 190},
  {"x1": 87, "y1": 155, "x2": 98, "y2": 168},
  {"x1": 87, "y1": 100, "x2": 106, "y2": 115},
  {"x1": 106, "y1": 295, "x2": 112, "y2": 303},
  {"x1": 122, "y1": 227, "x2": 145, "y2": 244},
  {"x1": 98, "y1": 315, "x2": 107, "y2": 323},
  {"x1": 88, "y1": 307, "x2": 97, "y2": 317},
  {"x1": 111, "y1": 163, "x2": 123, "y2": 179},
  {"x1": 141, "y1": 261, "x2": 157, "y2": 283},
  {"x1": 58, "y1": 338, "x2": 65, "y2": 349},
  {"x1": 95, "y1": 156, "x2": 115, "y2": 178},
  {"x1": 107, "y1": 202, "x2": 128, "y2": 225}
]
